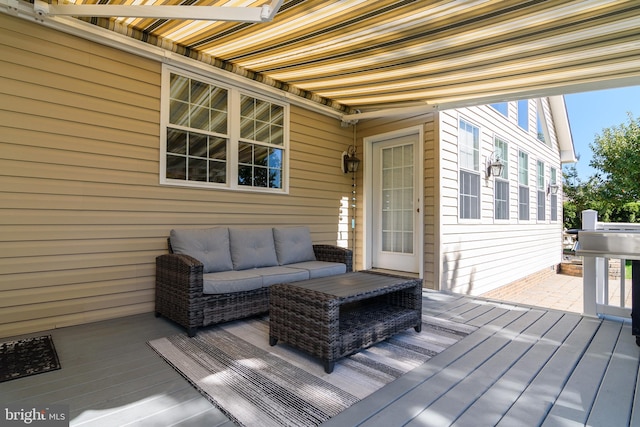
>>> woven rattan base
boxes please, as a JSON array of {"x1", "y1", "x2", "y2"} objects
[{"x1": 269, "y1": 272, "x2": 422, "y2": 373}]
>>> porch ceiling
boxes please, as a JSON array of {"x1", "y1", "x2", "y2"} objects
[{"x1": 25, "y1": 0, "x2": 640, "y2": 113}]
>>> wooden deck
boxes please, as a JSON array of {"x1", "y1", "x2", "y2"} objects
[{"x1": 2, "y1": 291, "x2": 640, "y2": 426}]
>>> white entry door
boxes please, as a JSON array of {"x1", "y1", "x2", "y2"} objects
[{"x1": 371, "y1": 133, "x2": 420, "y2": 273}]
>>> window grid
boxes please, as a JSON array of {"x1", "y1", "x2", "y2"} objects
[
  {"x1": 238, "y1": 95, "x2": 284, "y2": 189},
  {"x1": 494, "y1": 137, "x2": 509, "y2": 220},
  {"x1": 550, "y1": 167, "x2": 558, "y2": 221},
  {"x1": 459, "y1": 119, "x2": 480, "y2": 219},
  {"x1": 381, "y1": 144, "x2": 414, "y2": 254},
  {"x1": 163, "y1": 70, "x2": 287, "y2": 192},
  {"x1": 495, "y1": 180, "x2": 509, "y2": 220},
  {"x1": 537, "y1": 160, "x2": 545, "y2": 220},
  {"x1": 518, "y1": 151, "x2": 529, "y2": 221}
]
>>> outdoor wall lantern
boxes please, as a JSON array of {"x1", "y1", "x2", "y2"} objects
[
  {"x1": 547, "y1": 183, "x2": 559, "y2": 196},
  {"x1": 342, "y1": 145, "x2": 360, "y2": 174},
  {"x1": 486, "y1": 152, "x2": 504, "y2": 179}
]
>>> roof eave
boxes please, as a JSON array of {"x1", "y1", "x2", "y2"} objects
[{"x1": 548, "y1": 95, "x2": 577, "y2": 164}]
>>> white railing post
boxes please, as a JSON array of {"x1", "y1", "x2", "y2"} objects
[
  {"x1": 582, "y1": 209, "x2": 598, "y2": 231},
  {"x1": 582, "y1": 209, "x2": 599, "y2": 317},
  {"x1": 583, "y1": 256, "x2": 598, "y2": 317}
]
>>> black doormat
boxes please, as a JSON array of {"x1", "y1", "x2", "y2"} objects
[{"x1": 0, "y1": 335, "x2": 61, "y2": 383}]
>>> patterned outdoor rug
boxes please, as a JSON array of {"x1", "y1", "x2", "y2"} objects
[
  {"x1": 149, "y1": 315, "x2": 476, "y2": 427},
  {"x1": 0, "y1": 335, "x2": 61, "y2": 383}
]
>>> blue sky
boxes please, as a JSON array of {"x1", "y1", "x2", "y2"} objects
[{"x1": 564, "y1": 86, "x2": 640, "y2": 180}]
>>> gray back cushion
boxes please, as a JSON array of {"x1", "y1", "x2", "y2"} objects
[
  {"x1": 229, "y1": 228, "x2": 279, "y2": 270},
  {"x1": 273, "y1": 226, "x2": 317, "y2": 265},
  {"x1": 169, "y1": 228, "x2": 233, "y2": 273}
]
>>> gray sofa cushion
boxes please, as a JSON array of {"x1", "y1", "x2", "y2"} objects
[
  {"x1": 202, "y1": 270, "x2": 263, "y2": 294},
  {"x1": 229, "y1": 228, "x2": 279, "y2": 270},
  {"x1": 285, "y1": 261, "x2": 347, "y2": 279},
  {"x1": 256, "y1": 266, "x2": 310, "y2": 287},
  {"x1": 273, "y1": 226, "x2": 317, "y2": 265},
  {"x1": 170, "y1": 227, "x2": 233, "y2": 273}
]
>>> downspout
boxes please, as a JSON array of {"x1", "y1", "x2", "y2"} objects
[{"x1": 351, "y1": 124, "x2": 357, "y2": 268}]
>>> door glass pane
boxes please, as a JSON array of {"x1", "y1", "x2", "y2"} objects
[{"x1": 381, "y1": 144, "x2": 414, "y2": 254}]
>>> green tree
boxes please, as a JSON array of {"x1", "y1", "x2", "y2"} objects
[
  {"x1": 589, "y1": 113, "x2": 640, "y2": 206},
  {"x1": 562, "y1": 163, "x2": 601, "y2": 229},
  {"x1": 563, "y1": 113, "x2": 640, "y2": 228}
]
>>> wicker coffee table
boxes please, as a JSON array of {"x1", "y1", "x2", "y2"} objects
[{"x1": 269, "y1": 271, "x2": 422, "y2": 373}]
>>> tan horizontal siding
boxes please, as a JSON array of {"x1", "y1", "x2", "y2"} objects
[
  {"x1": 0, "y1": 14, "x2": 353, "y2": 338},
  {"x1": 2, "y1": 265, "x2": 154, "y2": 292}
]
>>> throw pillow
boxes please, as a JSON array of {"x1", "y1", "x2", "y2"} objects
[
  {"x1": 169, "y1": 228, "x2": 233, "y2": 273},
  {"x1": 273, "y1": 226, "x2": 317, "y2": 265},
  {"x1": 229, "y1": 228, "x2": 279, "y2": 270}
]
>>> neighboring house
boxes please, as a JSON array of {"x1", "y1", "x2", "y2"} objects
[{"x1": 1, "y1": 12, "x2": 576, "y2": 337}]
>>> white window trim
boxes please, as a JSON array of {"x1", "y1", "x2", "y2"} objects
[
  {"x1": 458, "y1": 116, "x2": 482, "y2": 223},
  {"x1": 536, "y1": 160, "x2": 546, "y2": 222},
  {"x1": 493, "y1": 135, "x2": 510, "y2": 222},
  {"x1": 159, "y1": 64, "x2": 290, "y2": 193},
  {"x1": 518, "y1": 149, "x2": 531, "y2": 223},
  {"x1": 550, "y1": 166, "x2": 559, "y2": 222}
]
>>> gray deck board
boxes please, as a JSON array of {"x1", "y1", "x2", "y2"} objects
[
  {"x1": 322, "y1": 302, "x2": 532, "y2": 427},
  {"x1": 361, "y1": 309, "x2": 545, "y2": 426},
  {"x1": 586, "y1": 322, "x2": 639, "y2": 427},
  {"x1": 633, "y1": 356, "x2": 640, "y2": 427},
  {"x1": 408, "y1": 310, "x2": 564, "y2": 425},
  {"x1": 0, "y1": 313, "x2": 221, "y2": 427},
  {"x1": 453, "y1": 312, "x2": 583, "y2": 426},
  {"x1": 542, "y1": 319, "x2": 624, "y2": 426},
  {"x1": 2, "y1": 291, "x2": 639, "y2": 427},
  {"x1": 408, "y1": 312, "x2": 557, "y2": 425},
  {"x1": 495, "y1": 316, "x2": 604, "y2": 426}
]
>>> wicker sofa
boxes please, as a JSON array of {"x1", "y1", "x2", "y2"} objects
[{"x1": 155, "y1": 226, "x2": 353, "y2": 336}]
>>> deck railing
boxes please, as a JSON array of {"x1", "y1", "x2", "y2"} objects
[{"x1": 579, "y1": 210, "x2": 640, "y2": 318}]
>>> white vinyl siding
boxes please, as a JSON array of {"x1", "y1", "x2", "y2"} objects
[
  {"x1": 459, "y1": 119, "x2": 480, "y2": 219},
  {"x1": 438, "y1": 102, "x2": 563, "y2": 297}
]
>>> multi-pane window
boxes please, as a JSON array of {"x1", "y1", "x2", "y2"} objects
[
  {"x1": 166, "y1": 74, "x2": 228, "y2": 183},
  {"x1": 381, "y1": 144, "x2": 414, "y2": 254},
  {"x1": 494, "y1": 137, "x2": 509, "y2": 220},
  {"x1": 491, "y1": 102, "x2": 508, "y2": 117},
  {"x1": 537, "y1": 160, "x2": 545, "y2": 221},
  {"x1": 518, "y1": 151, "x2": 529, "y2": 221},
  {"x1": 550, "y1": 167, "x2": 558, "y2": 221},
  {"x1": 163, "y1": 68, "x2": 287, "y2": 191},
  {"x1": 459, "y1": 119, "x2": 480, "y2": 219},
  {"x1": 517, "y1": 100, "x2": 529, "y2": 131},
  {"x1": 238, "y1": 95, "x2": 284, "y2": 189}
]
